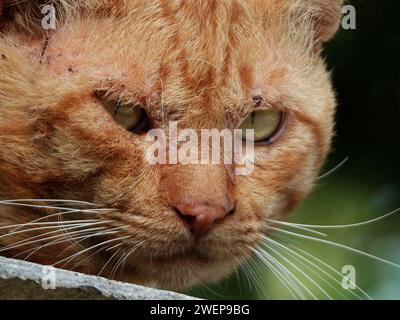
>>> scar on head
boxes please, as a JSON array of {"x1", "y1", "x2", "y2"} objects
[{"x1": 39, "y1": 33, "x2": 52, "y2": 64}]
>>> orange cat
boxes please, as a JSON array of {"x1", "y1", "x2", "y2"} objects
[{"x1": 0, "y1": 0, "x2": 341, "y2": 290}]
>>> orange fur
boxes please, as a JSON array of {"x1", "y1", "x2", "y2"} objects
[{"x1": 0, "y1": 0, "x2": 341, "y2": 290}]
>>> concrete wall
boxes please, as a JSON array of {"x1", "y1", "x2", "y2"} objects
[{"x1": 0, "y1": 256, "x2": 195, "y2": 300}]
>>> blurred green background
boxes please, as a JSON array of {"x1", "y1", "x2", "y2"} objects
[{"x1": 187, "y1": 0, "x2": 400, "y2": 300}]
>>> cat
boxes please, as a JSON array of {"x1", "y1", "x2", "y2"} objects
[{"x1": 0, "y1": 0, "x2": 342, "y2": 291}]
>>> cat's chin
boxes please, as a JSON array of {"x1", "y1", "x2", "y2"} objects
[{"x1": 118, "y1": 247, "x2": 241, "y2": 290}]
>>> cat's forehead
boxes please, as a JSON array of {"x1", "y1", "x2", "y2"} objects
[{"x1": 32, "y1": 0, "x2": 315, "y2": 123}]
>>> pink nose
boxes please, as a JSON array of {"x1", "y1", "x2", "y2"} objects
[{"x1": 175, "y1": 204, "x2": 232, "y2": 237}]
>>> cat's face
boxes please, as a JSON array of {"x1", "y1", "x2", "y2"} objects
[{"x1": 0, "y1": 0, "x2": 341, "y2": 290}]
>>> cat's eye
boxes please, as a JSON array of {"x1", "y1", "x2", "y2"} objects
[
  {"x1": 95, "y1": 90, "x2": 150, "y2": 133},
  {"x1": 239, "y1": 109, "x2": 284, "y2": 143}
]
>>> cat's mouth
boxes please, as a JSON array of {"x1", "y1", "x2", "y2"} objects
[
  {"x1": 156, "y1": 246, "x2": 210, "y2": 263},
  {"x1": 124, "y1": 241, "x2": 212, "y2": 266},
  {"x1": 119, "y1": 243, "x2": 235, "y2": 290}
]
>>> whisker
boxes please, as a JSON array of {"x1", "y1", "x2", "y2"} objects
[
  {"x1": 266, "y1": 236, "x2": 351, "y2": 299},
  {"x1": 109, "y1": 245, "x2": 138, "y2": 279},
  {"x1": 98, "y1": 247, "x2": 123, "y2": 277},
  {"x1": 0, "y1": 219, "x2": 101, "y2": 231},
  {"x1": 1, "y1": 222, "x2": 106, "y2": 255},
  {"x1": 106, "y1": 242, "x2": 125, "y2": 252},
  {"x1": 14, "y1": 230, "x2": 119, "y2": 260},
  {"x1": 275, "y1": 208, "x2": 400, "y2": 230},
  {"x1": 71, "y1": 239, "x2": 128, "y2": 271},
  {"x1": 234, "y1": 268, "x2": 243, "y2": 298},
  {"x1": 201, "y1": 283, "x2": 233, "y2": 299},
  {"x1": 56, "y1": 212, "x2": 87, "y2": 251},
  {"x1": 235, "y1": 263, "x2": 251, "y2": 288},
  {"x1": 8, "y1": 208, "x2": 113, "y2": 233},
  {"x1": 266, "y1": 219, "x2": 327, "y2": 237},
  {"x1": 56, "y1": 225, "x2": 126, "y2": 258},
  {"x1": 266, "y1": 226, "x2": 400, "y2": 269},
  {"x1": 253, "y1": 248, "x2": 307, "y2": 300},
  {"x1": 241, "y1": 254, "x2": 264, "y2": 297},
  {"x1": 0, "y1": 222, "x2": 100, "y2": 240},
  {"x1": 288, "y1": 242, "x2": 372, "y2": 300},
  {"x1": 316, "y1": 157, "x2": 349, "y2": 180},
  {"x1": 235, "y1": 247, "x2": 264, "y2": 295},
  {"x1": 251, "y1": 247, "x2": 299, "y2": 299},
  {"x1": 54, "y1": 229, "x2": 129, "y2": 268},
  {"x1": 238, "y1": 262, "x2": 253, "y2": 291},
  {"x1": 21, "y1": 226, "x2": 120, "y2": 260},
  {"x1": 0, "y1": 200, "x2": 100, "y2": 212},
  {"x1": 235, "y1": 250, "x2": 256, "y2": 291},
  {"x1": 20, "y1": 227, "x2": 112, "y2": 260},
  {"x1": 260, "y1": 242, "x2": 325, "y2": 299},
  {"x1": 110, "y1": 240, "x2": 145, "y2": 280},
  {"x1": 5, "y1": 225, "x2": 108, "y2": 254},
  {"x1": 263, "y1": 236, "x2": 348, "y2": 300},
  {"x1": 0, "y1": 199, "x2": 99, "y2": 206}
]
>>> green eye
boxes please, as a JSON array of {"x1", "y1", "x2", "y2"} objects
[
  {"x1": 95, "y1": 90, "x2": 149, "y2": 133},
  {"x1": 239, "y1": 109, "x2": 283, "y2": 143}
]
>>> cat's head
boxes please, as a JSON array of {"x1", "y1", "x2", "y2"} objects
[{"x1": 0, "y1": 0, "x2": 342, "y2": 290}]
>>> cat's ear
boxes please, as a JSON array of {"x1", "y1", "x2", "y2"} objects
[
  {"x1": 0, "y1": 1, "x2": 50, "y2": 35},
  {"x1": 306, "y1": 0, "x2": 344, "y2": 47},
  {"x1": 258, "y1": 0, "x2": 343, "y2": 49}
]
